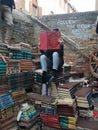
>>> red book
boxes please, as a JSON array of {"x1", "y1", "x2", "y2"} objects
[{"x1": 40, "y1": 31, "x2": 61, "y2": 50}]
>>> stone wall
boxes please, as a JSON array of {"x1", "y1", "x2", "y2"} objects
[
  {"x1": 12, "y1": 11, "x2": 34, "y2": 45},
  {"x1": 32, "y1": 11, "x2": 98, "y2": 57},
  {"x1": 36, "y1": 11, "x2": 98, "y2": 48},
  {"x1": 12, "y1": 11, "x2": 49, "y2": 46},
  {"x1": 2, "y1": 10, "x2": 98, "y2": 48}
]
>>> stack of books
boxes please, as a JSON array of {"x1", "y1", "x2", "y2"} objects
[
  {"x1": 57, "y1": 102, "x2": 77, "y2": 130},
  {"x1": 58, "y1": 82, "x2": 82, "y2": 99},
  {"x1": 74, "y1": 87, "x2": 92, "y2": 109},
  {"x1": 74, "y1": 87, "x2": 93, "y2": 118}
]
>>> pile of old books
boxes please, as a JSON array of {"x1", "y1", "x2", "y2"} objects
[
  {"x1": 0, "y1": 93, "x2": 14, "y2": 111},
  {"x1": 17, "y1": 103, "x2": 41, "y2": 130},
  {"x1": 0, "y1": 61, "x2": 6, "y2": 75},
  {"x1": 6, "y1": 43, "x2": 33, "y2": 73},
  {"x1": 0, "y1": 74, "x2": 8, "y2": 85},
  {"x1": 20, "y1": 59, "x2": 33, "y2": 71},
  {"x1": 26, "y1": 93, "x2": 60, "y2": 129},
  {"x1": 33, "y1": 69, "x2": 43, "y2": 83},
  {"x1": 0, "y1": 93, "x2": 16, "y2": 130},
  {"x1": 8, "y1": 48, "x2": 32, "y2": 60},
  {"x1": 41, "y1": 112, "x2": 60, "y2": 129},
  {"x1": 11, "y1": 88, "x2": 27, "y2": 105},
  {"x1": 8, "y1": 42, "x2": 32, "y2": 60},
  {"x1": 74, "y1": 87, "x2": 93, "y2": 118},
  {"x1": 57, "y1": 82, "x2": 82, "y2": 99},
  {"x1": 40, "y1": 103, "x2": 60, "y2": 129},
  {"x1": 32, "y1": 82, "x2": 42, "y2": 94},
  {"x1": 50, "y1": 82, "x2": 59, "y2": 99},
  {"x1": 7, "y1": 59, "x2": 33, "y2": 73},
  {"x1": 0, "y1": 84, "x2": 9, "y2": 95},
  {"x1": 7, "y1": 59, "x2": 20, "y2": 74},
  {"x1": 26, "y1": 92, "x2": 56, "y2": 105},
  {"x1": 56, "y1": 82, "x2": 82, "y2": 129},
  {"x1": 57, "y1": 99, "x2": 77, "y2": 130},
  {"x1": 59, "y1": 115, "x2": 77, "y2": 130},
  {"x1": 0, "y1": 54, "x2": 7, "y2": 75},
  {"x1": 40, "y1": 100, "x2": 61, "y2": 129},
  {"x1": 76, "y1": 117, "x2": 98, "y2": 130},
  {"x1": 7, "y1": 71, "x2": 33, "y2": 90}
]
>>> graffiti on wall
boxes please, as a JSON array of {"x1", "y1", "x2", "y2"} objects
[{"x1": 57, "y1": 20, "x2": 94, "y2": 40}]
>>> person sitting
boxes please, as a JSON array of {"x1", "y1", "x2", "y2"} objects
[{"x1": 40, "y1": 29, "x2": 64, "y2": 95}]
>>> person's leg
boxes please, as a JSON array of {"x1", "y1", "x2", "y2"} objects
[
  {"x1": 52, "y1": 52, "x2": 59, "y2": 78},
  {"x1": 2, "y1": 5, "x2": 13, "y2": 44},
  {"x1": 40, "y1": 54, "x2": 48, "y2": 72},
  {"x1": 40, "y1": 54, "x2": 52, "y2": 82},
  {"x1": 0, "y1": 6, "x2": 4, "y2": 43},
  {"x1": 52, "y1": 51, "x2": 59, "y2": 70},
  {"x1": 40, "y1": 54, "x2": 48, "y2": 95}
]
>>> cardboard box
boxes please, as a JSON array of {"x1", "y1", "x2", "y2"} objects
[{"x1": 40, "y1": 31, "x2": 61, "y2": 50}]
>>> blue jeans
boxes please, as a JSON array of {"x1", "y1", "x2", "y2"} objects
[{"x1": 40, "y1": 51, "x2": 60, "y2": 72}]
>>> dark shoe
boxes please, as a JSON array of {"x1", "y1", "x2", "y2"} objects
[
  {"x1": 48, "y1": 75, "x2": 56, "y2": 82},
  {"x1": 42, "y1": 71, "x2": 47, "y2": 83},
  {"x1": 52, "y1": 69, "x2": 57, "y2": 79},
  {"x1": 47, "y1": 69, "x2": 57, "y2": 83}
]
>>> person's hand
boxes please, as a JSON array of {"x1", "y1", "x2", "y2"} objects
[
  {"x1": 58, "y1": 38, "x2": 63, "y2": 43},
  {"x1": 12, "y1": 5, "x2": 16, "y2": 9}
]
